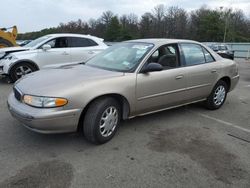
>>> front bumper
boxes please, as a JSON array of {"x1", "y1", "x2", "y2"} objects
[
  {"x1": 0, "y1": 58, "x2": 16, "y2": 75},
  {"x1": 7, "y1": 92, "x2": 82, "y2": 133}
]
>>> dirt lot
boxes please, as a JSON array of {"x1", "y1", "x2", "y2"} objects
[{"x1": 0, "y1": 59, "x2": 249, "y2": 188}]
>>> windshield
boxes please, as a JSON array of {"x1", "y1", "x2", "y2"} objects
[
  {"x1": 24, "y1": 36, "x2": 52, "y2": 48},
  {"x1": 86, "y1": 42, "x2": 154, "y2": 72},
  {"x1": 211, "y1": 45, "x2": 228, "y2": 51},
  {"x1": 218, "y1": 45, "x2": 228, "y2": 50}
]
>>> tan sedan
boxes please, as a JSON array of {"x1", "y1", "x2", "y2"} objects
[{"x1": 7, "y1": 39, "x2": 239, "y2": 144}]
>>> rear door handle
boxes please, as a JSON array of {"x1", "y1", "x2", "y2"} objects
[
  {"x1": 62, "y1": 51, "x2": 69, "y2": 55},
  {"x1": 175, "y1": 75, "x2": 184, "y2": 80},
  {"x1": 211, "y1": 70, "x2": 217, "y2": 73}
]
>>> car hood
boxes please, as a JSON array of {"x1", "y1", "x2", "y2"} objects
[
  {"x1": 0, "y1": 46, "x2": 30, "y2": 53},
  {"x1": 0, "y1": 46, "x2": 30, "y2": 58},
  {"x1": 15, "y1": 64, "x2": 124, "y2": 96}
]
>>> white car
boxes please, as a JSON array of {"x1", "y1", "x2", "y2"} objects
[{"x1": 0, "y1": 33, "x2": 107, "y2": 81}]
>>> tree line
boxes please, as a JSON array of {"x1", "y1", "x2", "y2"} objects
[{"x1": 18, "y1": 4, "x2": 250, "y2": 42}]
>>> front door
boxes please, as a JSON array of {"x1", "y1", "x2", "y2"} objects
[
  {"x1": 37, "y1": 37, "x2": 71, "y2": 67},
  {"x1": 136, "y1": 43, "x2": 187, "y2": 114}
]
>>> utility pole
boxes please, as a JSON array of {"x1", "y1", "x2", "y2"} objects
[
  {"x1": 220, "y1": 6, "x2": 230, "y2": 43},
  {"x1": 223, "y1": 11, "x2": 228, "y2": 43}
]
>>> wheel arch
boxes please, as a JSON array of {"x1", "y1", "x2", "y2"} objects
[
  {"x1": 219, "y1": 76, "x2": 231, "y2": 91},
  {"x1": 77, "y1": 93, "x2": 131, "y2": 132},
  {"x1": 8, "y1": 59, "x2": 39, "y2": 74}
]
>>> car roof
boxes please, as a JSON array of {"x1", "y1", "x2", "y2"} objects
[
  {"x1": 126, "y1": 38, "x2": 200, "y2": 45},
  {"x1": 45, "y1": 33, "x2": 104, "y2": 41},
  {"x1": 126, "y1": 38, "x2": 223, "y2": 61}
]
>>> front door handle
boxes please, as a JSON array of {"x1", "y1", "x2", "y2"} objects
[
  {"x1": 211, "y1": 69, "x2": 217, "y2": 73},
  {"x1": 175, "y1": 75, "x2": 184, "y2": 80}
]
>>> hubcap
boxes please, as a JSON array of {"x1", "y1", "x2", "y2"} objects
[
  {"x1": 15, "y1": 66, "x2": 32, "y2": 78},
  {"x1": 99, "y1": 106, "x2": 118, "y2": 137},
  {"x1": 213, "y1": 85, "x2": 226, "y2": 106}
]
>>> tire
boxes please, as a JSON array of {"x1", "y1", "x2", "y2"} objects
[
  {"x1": 83, "y1": 97, "x2": 121, "y2": 144},
  {"x1": 0, "y1": 38, "x2": 14, "y2": 48},
  {"x1": 205, "y1": 80, "x2": 228, "y2": 110},
  {"x1": 10, "y1": 62, "x2": 37, "y2": 82}
]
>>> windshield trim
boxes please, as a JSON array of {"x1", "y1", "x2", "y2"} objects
[
  {"x1": 25, "y1": 36, "x2": 53, "y2": 49},
  {"x1": 85, "y1": 63, "x2": 125, "y2": 73}
]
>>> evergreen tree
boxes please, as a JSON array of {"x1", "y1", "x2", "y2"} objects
[{"x1": 105, "y1": 16, "x2": 121, "y2": 42}]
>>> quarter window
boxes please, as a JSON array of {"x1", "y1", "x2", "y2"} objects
[
  {"x1": 70, "y1": 37, "x2": 98, "y2": 47},
  {"x1": 203, "y1": 47, "x2": 215, "y2": 63},
  {"x1": 181, "y1": 43, "x2": 206, "y2": 66}
]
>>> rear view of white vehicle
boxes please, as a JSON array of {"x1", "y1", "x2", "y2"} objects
[{"x1": 0, "y1": 33, "x2": 107, "y2": 82}]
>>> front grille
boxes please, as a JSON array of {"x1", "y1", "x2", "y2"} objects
[{"x1": 13, "y1": 87, "x2": 22, "y2": 102}]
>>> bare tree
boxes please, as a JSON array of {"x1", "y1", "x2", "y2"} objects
[
  {"x1": 101, "y1": 11, "x2": 114, "y2": 25},
  {"x1": 139, "y1": 12, "x2": 154, "y2": 38},
  {"x1": 18, "y1": 4, "x2": 250, "y2": 42},
  {"x1": 165, "y1": 6, "x2": 188, "y2": 38},
  {"x1": 151, "y1": 4, "x2": 166, "y2": 37}
]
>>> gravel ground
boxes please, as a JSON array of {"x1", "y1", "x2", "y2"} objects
[{"x1": 0, "y1": 59, "x2": 249, "y2": 188}]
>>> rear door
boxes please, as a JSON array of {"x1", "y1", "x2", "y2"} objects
[
  {"x1": 136, "y1": 43, "x2": 187, "y2": 114},
  {"x1": 179, "y1": 43, "x2": 220, "y2": 101},
  {"x1": 69, "y1": 37, "x2": 104, "y2": 63},
  {"x1": 36, "y1": 37, "x2": 71, "y2": 67}
]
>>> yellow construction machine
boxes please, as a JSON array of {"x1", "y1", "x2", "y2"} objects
[{"x1": 0, "y1": 26, "x2": 18, "y2": 48}]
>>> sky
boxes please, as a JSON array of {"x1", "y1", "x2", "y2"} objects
[{"x1": 1, "y1": 0, "x2": 250, "y2": 33}]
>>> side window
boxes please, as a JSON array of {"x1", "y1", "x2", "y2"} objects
[
  {"x1": 202, "y1": 47, "x2": 215, "y2": 63},
  {"x1": 181, "y1": 43, "x2": 205, "y2": 66},
  {"x1": 45, "y1": 39, "x2": 56, "y2": 48},
  {"x1": 148, "y1": 44, "x2": 179, "y2": 69},
  {"x1": 70, "y1": 37, "x2": 98, "y2": 47},
  {"x1": 44, "y1": 37, "x2": 69, "y2": 48}
]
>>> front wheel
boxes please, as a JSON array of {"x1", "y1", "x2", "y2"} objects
[
  {"x1": 205, "y1": 80, "x2": 228, "y2": 110},
  {"x1": 10, "y1": 62, "x2": 37, "y2": 82},
  {"x1": 83, "y1": 97, "x2": 121, "y2": 144}
]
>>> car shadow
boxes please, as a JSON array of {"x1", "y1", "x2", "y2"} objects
[
  {"x1": 120, "y1": 102, "x2": 205, "y2": 129},
  {"x1": 4, "y1": 101, "x2": 207, "y2": 153},
  {"x1": 0, "y1": 76, "x2": 12, "y2": 85}
]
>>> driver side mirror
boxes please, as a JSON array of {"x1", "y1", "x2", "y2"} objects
[
  {"x1": 141, "y1": 63, "x2": 163, "y2": 73},
  {"x1": 42, "y1": 44, "x2": 51, "y2": 51}
]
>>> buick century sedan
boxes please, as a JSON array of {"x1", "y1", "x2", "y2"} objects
[{"x1": 8, "y1": 39, "x2": 239, "y2": 144}]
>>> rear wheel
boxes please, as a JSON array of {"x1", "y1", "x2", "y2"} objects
[
  {"x1": 83, "y1": 97, "x2": 121, "y2": 144},
  {"x1": 205, "y1": 80, "x2": 228, "y2": 110},
  {"x1": 10, "y1": 62, "x2": 37, "y2": 82}
]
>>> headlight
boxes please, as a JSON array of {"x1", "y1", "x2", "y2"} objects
[
  {"x1": 23, "y1": 95, "x2": 68, "y2": 108},
  {"x1": 4, "y1": 54, "x2": 17, "y2": 61}
]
